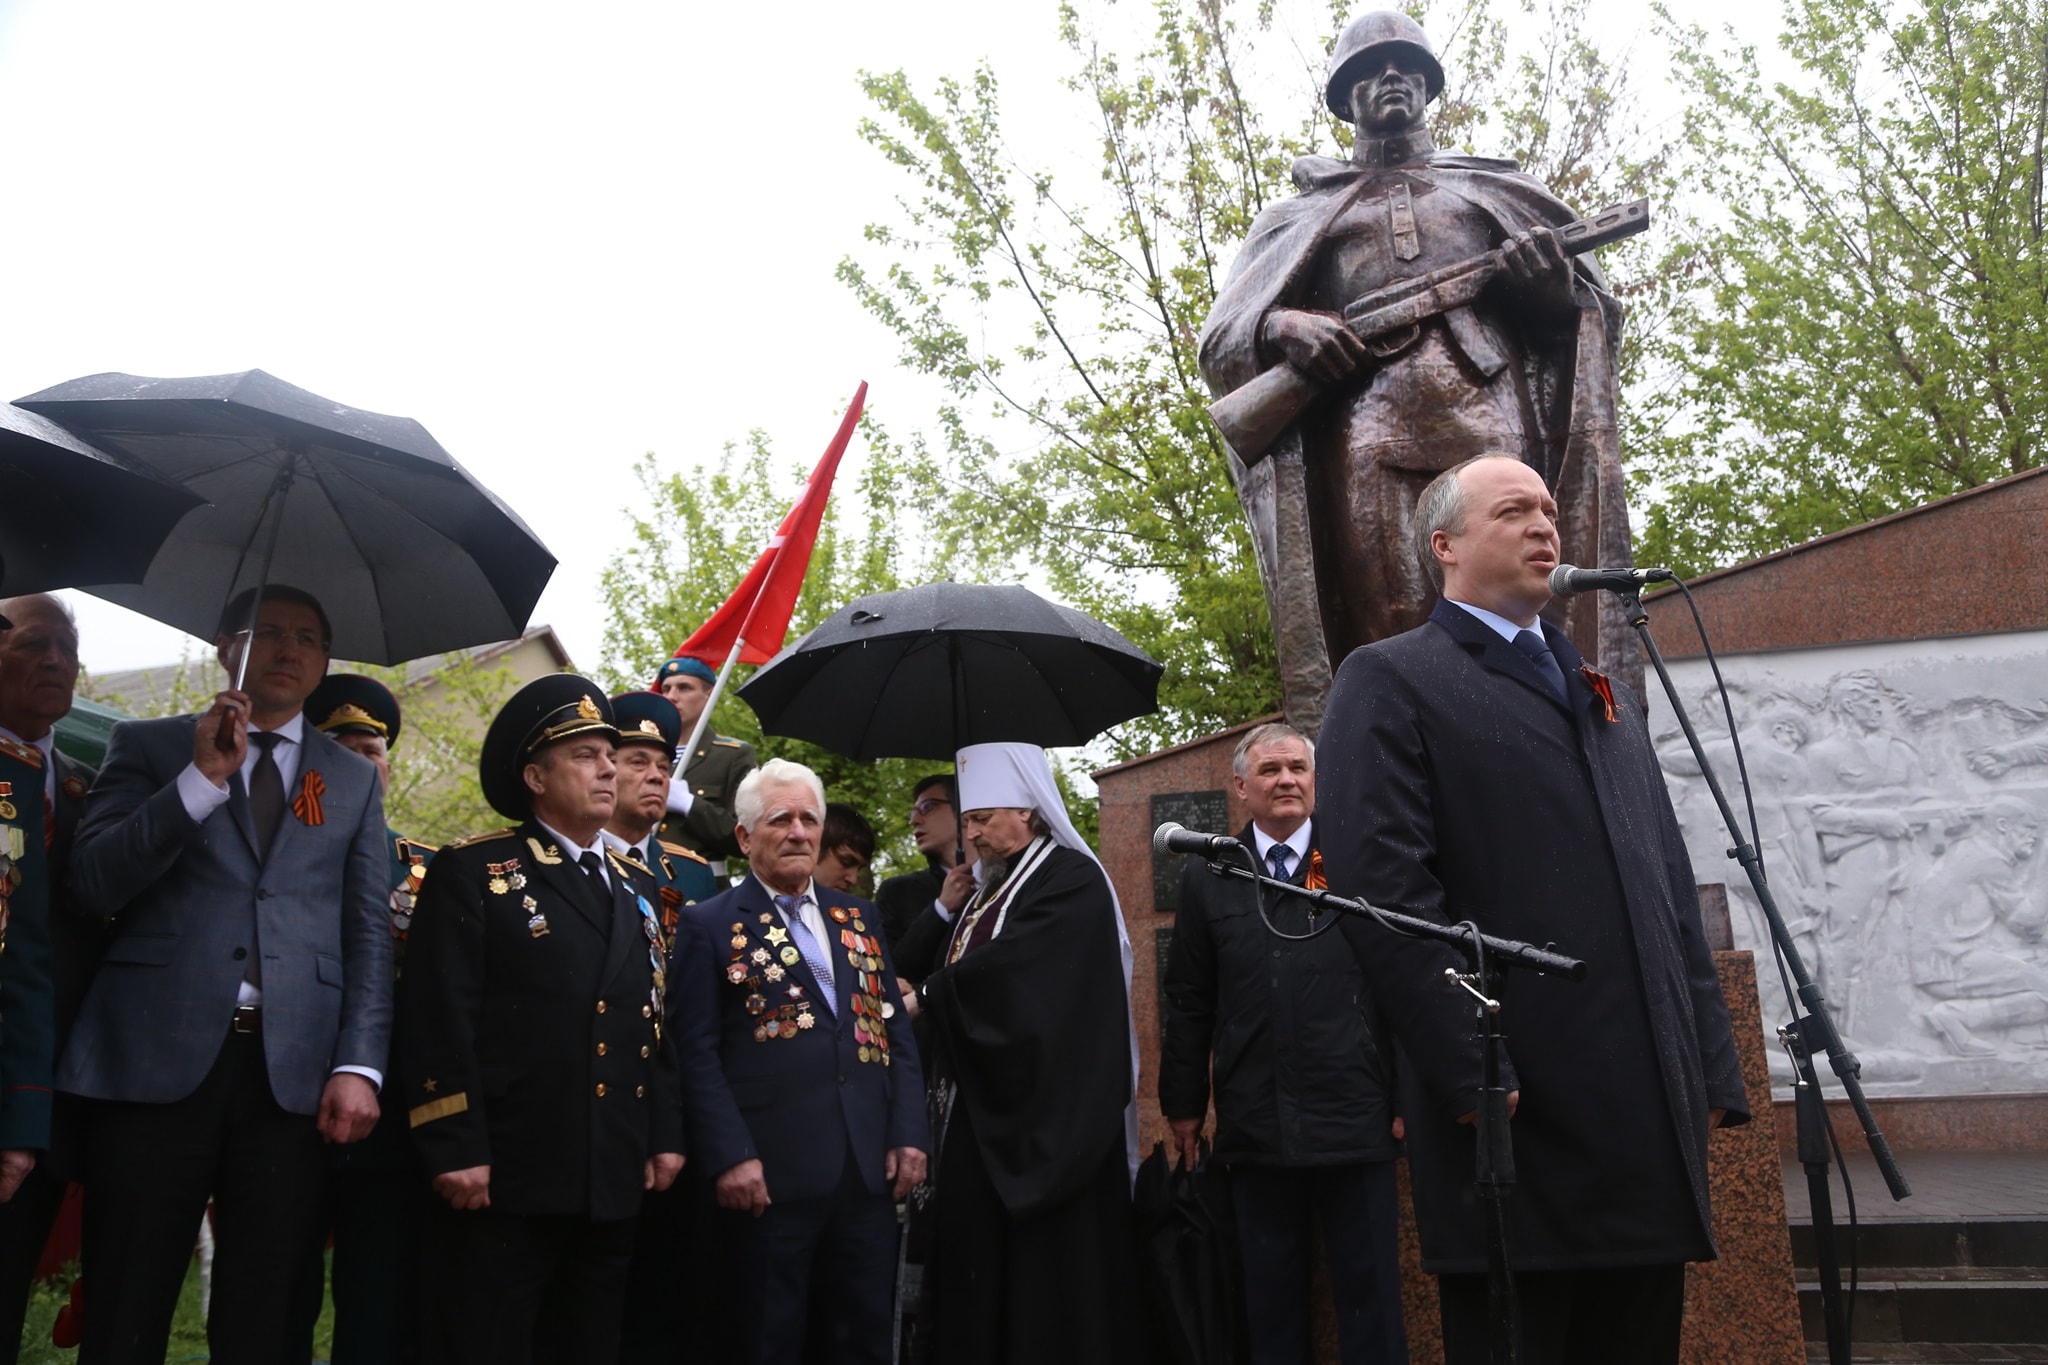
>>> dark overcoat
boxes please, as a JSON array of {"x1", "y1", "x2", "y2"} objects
[
  {"x1": 1319, "y1": 601, "x2": 1750, "y2": 1274},
  {"x1": 1159, "y1": 821, "x2": 1399, "y2": 1166},
  {"x1": 398, "y1": 822, "x2": 682, "y2": 1223}
]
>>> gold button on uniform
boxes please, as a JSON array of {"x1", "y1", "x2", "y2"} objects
[
  {"x1": 595, "y1": 1083, "x2": 607, "y2": 1097},
  {"x1": 596, "y1": 1001, "x2": 608, "y2": 1014},
  {"x1": 641, "y1": 1004, "x2": 652, "y2": 1018},
  {"x1": 596, "y1": 1042, "x2": 608, "y2": 1056},
  {"x1": 640, "y1": 1045, "x2": 651, "y2": 1058},
  {"x1": 635, "y1": 1085, "x2": 646, "y2": 1098}
]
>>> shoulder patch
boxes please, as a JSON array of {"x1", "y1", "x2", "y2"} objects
[
  {"x1": 656, "y1": 839, "x2": 710, "y2": 865},
  {"x1": 444, "y1": 827, "x2": 517, "y2": 850},
  {"x1": 711, "y1": 736, "x2": 746, "y2": 748},
  {"x1": 0, "y1": 736, "x2": 42, "y2": 768}
]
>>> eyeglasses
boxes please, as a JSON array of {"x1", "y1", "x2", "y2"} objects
[
  {"x1": 233, "y1": 625, "x2": 329, "y2": 652},
  {"x1": 910, "y1": 797, "x2": 952, "y2": 818}
]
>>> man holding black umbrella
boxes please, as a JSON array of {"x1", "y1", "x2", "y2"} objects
[{"x1": 61, "y1": 584, "x2": 392, "y2": 1365}]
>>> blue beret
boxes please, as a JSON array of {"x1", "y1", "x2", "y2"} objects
[{"x1": 655, "y1": 656, "x2": 718, "y2": 687}]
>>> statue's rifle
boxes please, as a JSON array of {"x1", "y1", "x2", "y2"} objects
[{"x1": 1207, "y1": 198, "x2": 1650, "y2": 461}]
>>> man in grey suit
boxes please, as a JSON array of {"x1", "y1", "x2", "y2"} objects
[{"x1": 62, "y1": 584, "x2": 392, "y2": 1365}]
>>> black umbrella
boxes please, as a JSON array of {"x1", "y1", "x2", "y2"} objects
[
  {"x1": 735, "y1": 581, "x2": 1162, "y2": 760},
  {"x1": 17, "y1": 369, "x2": 555, "y2": 667},
  {"x1": 0, "y1": 401, "x2": 203, "y2": 598}
]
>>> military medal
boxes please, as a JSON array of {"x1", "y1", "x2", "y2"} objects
[
  {"x1": 730, "y1": 934, "x2": 749, "y2": 949},
  {"x1": 764, "y1": 963, "x2": 785, "y2": 983},
  {"x1": 779, "y1": 945, "x2": 800, "y2": 967},
  {"x1": 727, "y1": 963, "x2": 748, "y2": 985},
  {"x1": 797, "y1": 1011, "x2": 815, "y2": 1029},
  {"x1": 750, "y1": 948, "x2": 770, "y2": 966},
  {"x1": 745, "y1": 993, "x2": 767, "y2": 1016},
  {"x1": 0, "y1": 784, "x2": 14, "y2": 822},
  {"x1": 489, "y1": 876, "x2": 509, "y2": 895},
  {"x1": 765, "y1": 926, "x2": 789, "y2": 945},
  {"x1": 61, "y1": 774, "x2": 87, "y2": 801},
  {"x1": 829, "y1": 906, "x2": 848, "y2": 923},
  {"x1": 528, "y1": 911, "x2": 550, "y2": 937}
]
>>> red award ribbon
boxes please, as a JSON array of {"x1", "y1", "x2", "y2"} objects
[
  {"x1": 292, "y1": 770, "x2": 327, "y2": 826},
  {"x1": 1579, "y1": 665, "x2": 1619, "y2": 723},
  {"x1": 1304, "y1": 848, "x2": 1328, "y2": 892}
]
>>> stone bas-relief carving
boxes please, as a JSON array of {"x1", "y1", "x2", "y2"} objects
[{"x1": 1652, "y1": 631, "x2": 2048, "y2": 1097}]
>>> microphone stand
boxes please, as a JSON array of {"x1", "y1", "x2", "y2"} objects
[
  {"x1": 1196, "y1": 845, "x2": 1585, "y2": 1365},
  {"x1": 1611, "y1": 588, "x2": 1911, "y2": 1365}
]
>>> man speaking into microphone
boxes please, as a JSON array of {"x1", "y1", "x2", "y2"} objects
[{"x1": 1318, "y1": 454, "x2": 1748, "y2": 1364}]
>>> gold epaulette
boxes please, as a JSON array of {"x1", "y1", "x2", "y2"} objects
[
  {"x1": 444, "y1": 827, "x2": 516, "y2": 850},
  {"x1": 656, "y1": 838, "x2": 709, "y2": 865},
  {"x1": 608, "y1": 847, "x2": 653, "y2": 876},
  {"x1": 0, "y1": 737, "x2": 42, "y2": 768}
]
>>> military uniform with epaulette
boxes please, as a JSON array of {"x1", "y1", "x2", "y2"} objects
[
  {"x1": 657, "y1": 731, "x2": 756, "y2": 873},
  {"x1": 398, "y1": 677, "x2": 682, "y2": 1365}
]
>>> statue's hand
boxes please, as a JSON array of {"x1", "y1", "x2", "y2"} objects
[
  {"x1": 1262, "y1": 309, "x2": 1366, "y2": 385},
  {"x1": 1500, "y1": 226, "x2": 1575, "y2": 314}
]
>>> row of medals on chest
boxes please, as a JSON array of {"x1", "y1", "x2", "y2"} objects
[{"x1": 725, "y1": 905, "x2": 895, "y2": 1063}]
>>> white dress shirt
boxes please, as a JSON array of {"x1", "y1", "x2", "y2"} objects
[
  {"x1": 1447, "y1": 599, "x2": 1543, "y2": 645},
  {"x1": 172, "y1": 710, "x2": 381, "y2": 1090},
  {"x1": 1250, "y1": 818, "x2": 1313, "y2": 881},
  {"x1": 541, "y1": 820, "x2": 612, "y2": 890}
]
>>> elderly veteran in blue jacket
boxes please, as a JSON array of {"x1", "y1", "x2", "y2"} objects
[{"x1": 674, "y1": 757, "x2": 927, "y2": 1365}]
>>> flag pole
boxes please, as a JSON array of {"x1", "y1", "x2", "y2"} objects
[{"x1": 679, "y1": 636, "x2": 747, "y2": 765}]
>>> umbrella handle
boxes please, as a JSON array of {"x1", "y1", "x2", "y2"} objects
[{"x1": 229, "y1": 456, "x2": 300, "y2": 693}]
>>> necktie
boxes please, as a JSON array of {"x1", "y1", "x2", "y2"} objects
[
  {"x1": 578, "y1": 850, "x2": 611, "y2": 905},
  {"x1": 1267, "y1": 844, "x2": 1294, "y2": 882},
  {"x1": 248, "y1": 732, "x2": 285, "y2": 859},
  {"x1": 1512, "y1": 629, "x2": 1569, "y2": 705},
  {"x1": 774, "y1": 894, "x2": 837, "y2": 1015}
]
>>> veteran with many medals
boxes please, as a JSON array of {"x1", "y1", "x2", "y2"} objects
[
  {"x1": 398, "y1": 675, "x2": 684, "y2": 1365},
  {"x1": 602, "y1": 689, "x2": 720, "y2": 1363},
  {"x1": 290, "y1": 674, "x2": 436, "y2": 1365},
  {"x1": 672, "y1": 758, "x2": 927, "y2": 1365}
]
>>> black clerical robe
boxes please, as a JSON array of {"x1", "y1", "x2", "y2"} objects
[{"x1": 917, "y1": 842, "x2": 1141, "y2": 1364}]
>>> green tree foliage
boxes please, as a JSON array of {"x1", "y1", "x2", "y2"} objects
[
  {"x1": 597, "y1": 430, "x2": 999, "y2": 876},
  {"x1": 1636, "y1": 0, "x2": 2048, "y2": 575},
  {"x1": 360, "y1": 653, "x2": 516, "y2": 848},
  {"x1": 840, "y1": 0, "x2": 1681, "y2": 749}
]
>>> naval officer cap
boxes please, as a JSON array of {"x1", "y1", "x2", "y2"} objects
[
  {"x1": 480, "y1": 674, "x2": 620, "y2": 819},
  {"x1": 611, "y1": 690, "x2": 682, "y2": 753},
  {"x1": 305, "y1": 673, "x2": 403, "y2": 748}
]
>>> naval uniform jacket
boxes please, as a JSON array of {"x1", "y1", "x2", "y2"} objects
[
  {"x1": 674, "y1": 875, "x2": 928, "y2": 1203},
  {"x1": 398, "y1": 821, "x2": 682, "y2": 1223},
  {"x1": 1319, "y1": 600, "x2": 1749, "y2": 1273}
]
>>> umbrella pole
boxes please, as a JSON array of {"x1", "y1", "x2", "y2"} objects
[
  {"x1": 230, "y1": 457, "x2": 299, "y2": 692},
  {"x1": 952, "y1": 635, "x2": 968, "y2": 868},
  {"x1": 679, "y1": 638, "x2": 748, "y2": 766}
]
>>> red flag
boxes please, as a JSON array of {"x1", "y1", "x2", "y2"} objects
[{"x1": 675, "y1": 382, "x2": 866, "y2": 667}]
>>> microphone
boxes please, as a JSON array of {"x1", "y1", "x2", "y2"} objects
[
  {"x1": 1152, "y1": 822, "x2": 1243, "y2": 859},
  {"x1": 1548, "y1": 563, "x2": 1677, "y2": 596}
]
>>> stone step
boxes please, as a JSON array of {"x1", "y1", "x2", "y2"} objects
[
  {"x1": 1792, "y1": 1219, "x2": 2048, "y2": 1272},
  {"x1": 1796, "y1": 1270, "x2": 2048, "y2": 1344}
]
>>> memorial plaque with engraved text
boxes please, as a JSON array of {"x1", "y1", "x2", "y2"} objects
[{"x1": 1149, "y1": 789, "x2": 1229, "y2": 912}]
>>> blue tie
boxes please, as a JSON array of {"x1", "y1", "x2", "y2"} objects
[
  {"x1": 1512, "y1": 629, "x2": 1569, "y2": 705},
  {"x1": 1267, "y1": 844, "x2": 1293, "y2": 882},
  {"x1": 774, "y1": 894, "x2": 837, "y2": 1016}
]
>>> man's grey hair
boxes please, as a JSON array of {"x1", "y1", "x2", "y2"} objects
[
  {"x1": 0, "y1": 594, "x2": 78, "y2": 641},
  {"x1": 1232, "y1": 721, "x2": 1314, "y2": 778},
  {"x1": 734, "y1": 758, "x2": 827, "y2": 831},
  {"x1": 1412, "y1": 453, "x2": 1524, "y2": 594}
]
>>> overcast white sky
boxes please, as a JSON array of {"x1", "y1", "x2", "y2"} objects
[{"x1": 0, "y1": 0, "x2": 1759, "y2": 680}]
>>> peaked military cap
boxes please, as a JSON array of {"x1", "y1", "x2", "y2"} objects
[
  {"x1": 654, "y1": 655, "x2": 717, "y2": 688},
  {"x1": 480, "y1": 674, "x2": 620, "y2": 819},
  {"x1": 611, "y1": 690, "x2": 682, "y2": 753},
  {"x1": 305, "y1": 673, "x2": 403, "y2": 748}
]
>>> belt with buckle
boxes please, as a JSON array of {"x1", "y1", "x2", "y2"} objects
[{"x1": 230, "y1": 1004, "x2": 262, "y2": 1035}]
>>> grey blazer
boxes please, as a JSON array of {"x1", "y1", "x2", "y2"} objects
[{"x1": 59, "y1": 714, "x2": 393, "y2": 1116}]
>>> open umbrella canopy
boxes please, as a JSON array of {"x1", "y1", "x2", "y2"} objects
[
  {"x1": 736, "y1": 581, "x2": 1162, "y2": 760},
  {"x1": 17, "y1": 369, "x2": 555, "y2": 664},
  {"x1": 0, "y1": 401, "x2": 202, "y2": 597}
]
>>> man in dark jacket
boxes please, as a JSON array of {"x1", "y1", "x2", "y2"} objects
[
  {"x1": 876, "y1": 774, "x2": 976, "y2": 984},
  {"x1": 1161, "y1": 720, "x2": 1406, "y2": 1365},
  {"x1": 1319, "y1": 455, "x2": 1748, "y2": 1364}
]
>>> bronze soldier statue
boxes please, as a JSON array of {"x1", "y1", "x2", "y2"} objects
[{"x1": 1198, "y1": 11, "x2": 1642, "y2": 733}]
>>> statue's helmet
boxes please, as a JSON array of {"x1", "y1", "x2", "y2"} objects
[{"x1": 1325, "y1": 11, "x2": 1446, "y2": 118}]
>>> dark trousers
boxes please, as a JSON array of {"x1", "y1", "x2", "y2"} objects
[
  {"x1": 423, "y1": 1201, "x2": 637, "y2": 1365},
  {"x1": 0, "y1": 1162, "x2": 70, "y2": 1365},
  {"x1": 314, "y1": 1165, "x2": 427, "y2": 1364},
  {"x1": 724, "y1": 1146, "x2": 898, "y2": 1365},
  {"x1": 1231, "y1": 1161, "x2": 1407, "y2": 1365},
  {"x1": 1438, "y1": 1262, "x2": 1686, "y2": 1365},
  {"x1": 620, "y1": 1180, "x2": 698, "y2": 1364},
  {"x1": 78, "y1": 1028, "x2": 329, "y2": 1365}
]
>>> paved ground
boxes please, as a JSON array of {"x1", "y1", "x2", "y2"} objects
[
  {"x1": 1784, "y1": 1152, "x2": 2048, "y2": 1223},
  {"x1": 1804, "y1": 1346, "x2": 2048, "y2": 1362}
]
